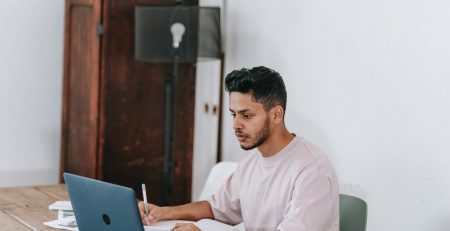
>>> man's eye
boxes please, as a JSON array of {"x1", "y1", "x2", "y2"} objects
[
  {"x1": 230, "y1": 114, "x2": 236, "y2": 118},
  {"x1": 243, "y1": 114, "x2": 252, "y2": 118}
]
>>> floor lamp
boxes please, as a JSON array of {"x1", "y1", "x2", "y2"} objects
[{"x1": 135, "y1": 5, "x2": 221, "y2": 205}]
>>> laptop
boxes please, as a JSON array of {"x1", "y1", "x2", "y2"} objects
[{"x1": 63, "y1": 173, "x2": 145, "y2": 231}]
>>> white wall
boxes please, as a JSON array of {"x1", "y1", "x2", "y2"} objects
[
  {"x1": 0, "y1": 1, "x2": 64, "y2": 187},
  {"x1": 221, "y1": 0, "x2": 450, "y2": 230}
]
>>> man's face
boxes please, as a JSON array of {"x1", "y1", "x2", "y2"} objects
[{"x1": 229, "y1": 92, "x2": 271, "y2": 150}]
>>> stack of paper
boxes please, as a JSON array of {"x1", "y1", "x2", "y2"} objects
[
  {"x1": 48, "y1": 201, "x2": 73, "y2": 211},
  {"x1": 44, "y1": 201, "x2": 78, "y2": 231},
  {"x1": 44, "y1": 216, "x2": 78, "y2": 231}
]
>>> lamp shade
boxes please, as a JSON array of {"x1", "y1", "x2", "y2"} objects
[{"x1": 135, "y1": 6, "x2": 221, "y2": 63}]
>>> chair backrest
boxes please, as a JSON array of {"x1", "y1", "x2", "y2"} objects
[
  {"x1": 339, "y1": 194, "x2": 368, "y2": 231},
  {"x1": 198, "y1": 161, "x2": 238, "y2": 201}
]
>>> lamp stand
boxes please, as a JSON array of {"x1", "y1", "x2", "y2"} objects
[{"x1": 161, "y1": 52, "x2": 180, "y2": 205}]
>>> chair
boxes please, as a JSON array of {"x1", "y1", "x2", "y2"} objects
[
  {"x1": 198, "y1": 161, "x2": 238, "y2": 201},
  {"x1": 198, "y1": 161, "x2": 245, "y2": 230},
  {"x1": 339, "y1": 185, "x2": 368, "y2": 231}
]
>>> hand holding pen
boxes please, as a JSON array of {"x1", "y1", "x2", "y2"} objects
[
  {"x1": 138, "y1": 184, "x2": 166, "y2": 225},
  {"x1": 139, "y1": 183, "x2": 152, "y2": 225}
]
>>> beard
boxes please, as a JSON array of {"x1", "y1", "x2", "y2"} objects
[{"x1": 240, "y1": 116, "x2": 271, "y2": 150}]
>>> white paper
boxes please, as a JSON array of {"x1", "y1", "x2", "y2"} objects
[
  {"x1": 196, "y1": 219, "x2": 234, "y2": 230},
  {"x1": 144, "y1": 219, "x2": 238, "y2": 231},
  {"x1": 43, "y1": 216, "x2": 78, "y2": 231},
  {"x1": 49, "y1": 201, "x2": 73, "y2": 211},
  {"x1": 57, "y1": 210, "x2": 75, "y2": 220},
  {"x1": 144, "y1": 220, "x2": 193, "y2": 230}
]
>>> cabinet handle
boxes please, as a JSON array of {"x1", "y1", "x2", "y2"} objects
[
  {"x1": 204, "y1": 103, "x2": 209, "y2": 113},
  {"x1": 212, "y1": 105, "x2": 218, "y2": 115}
]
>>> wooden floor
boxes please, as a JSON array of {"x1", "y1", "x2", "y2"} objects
[{"x1": 0, "y1": 184, "x2": 68, "y2": 230}]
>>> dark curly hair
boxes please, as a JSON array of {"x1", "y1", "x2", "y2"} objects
[{"x1": 225, "y1": 66, "x2": 287, "y2": 112}]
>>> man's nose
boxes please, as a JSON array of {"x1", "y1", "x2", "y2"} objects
[{"x1": 233, "y1": 117, "x2": 243, "y2": 130}]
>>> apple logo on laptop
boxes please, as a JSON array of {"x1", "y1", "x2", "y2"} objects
[{"x1": 102, "y1": 214, "x2": 111, "y2": 225}]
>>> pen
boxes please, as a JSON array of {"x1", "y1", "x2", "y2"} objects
[{"x1": 142, "y1": 183, "x2": 149, "y2": 216}]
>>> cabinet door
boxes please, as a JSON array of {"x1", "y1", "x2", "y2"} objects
[
  {"x1": 60, "y1": 0, "x2": 102, "y2": 180},
  {"x1": 192, "y1": 60, "x2": 222, "y2": 201}
]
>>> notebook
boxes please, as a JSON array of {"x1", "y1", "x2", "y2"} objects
[{"x1": 145, "y1": 219, "x2": 235, "y2": 231}]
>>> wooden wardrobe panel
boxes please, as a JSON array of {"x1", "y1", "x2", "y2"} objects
[
  {"x1": 100, "y1": 0, "x2": 197, "y2": 204},
  {"x1": 60, "y1": 0, "x2": 102, "y2": 180},
  {"x1": 61, "y1": 0, "x2": 200, "y2": 205}
]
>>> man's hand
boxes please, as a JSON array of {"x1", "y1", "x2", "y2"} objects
[
  {"x1": 138, "y1": 201, "x2": 168, "y2": 225},
  {"x1": 171, "y1": 223, "x2": 201, "y2": 231},
  {"x1": 137, "y1": 200, "x2": 213, "y2": 226}
]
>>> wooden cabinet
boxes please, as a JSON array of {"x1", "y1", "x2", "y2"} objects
[{"x1": 60, "y1": 0, "x2": 201, "y2": 205}]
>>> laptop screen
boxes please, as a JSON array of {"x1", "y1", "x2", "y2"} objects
[{"x1": 63, "y1": 173, "x2": 145, "y2": 231}]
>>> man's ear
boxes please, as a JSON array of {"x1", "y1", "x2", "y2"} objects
[{"x1": 270, "y1": 106, "x2": 284, "y2": 124}]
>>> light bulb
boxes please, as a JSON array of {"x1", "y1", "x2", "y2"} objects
[{"x1": 170, "y1": 23, "x2": 186, "y2": 48}]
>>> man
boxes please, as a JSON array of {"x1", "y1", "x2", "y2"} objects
[{"x1": 139, "y1": 66, "x2": 339, "y2": 231}]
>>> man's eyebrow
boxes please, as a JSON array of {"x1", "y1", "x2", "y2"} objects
[
  {"x1": 238, "y1": 109, "x2": 251, "y2": 113},
  {"x1": 229, "y1": 108, "x2": 251, "y2": 113}
]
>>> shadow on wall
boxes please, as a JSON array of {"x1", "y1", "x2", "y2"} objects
[{"x1": 286, "y1": 110, "x2": 338, "y2": 169}]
